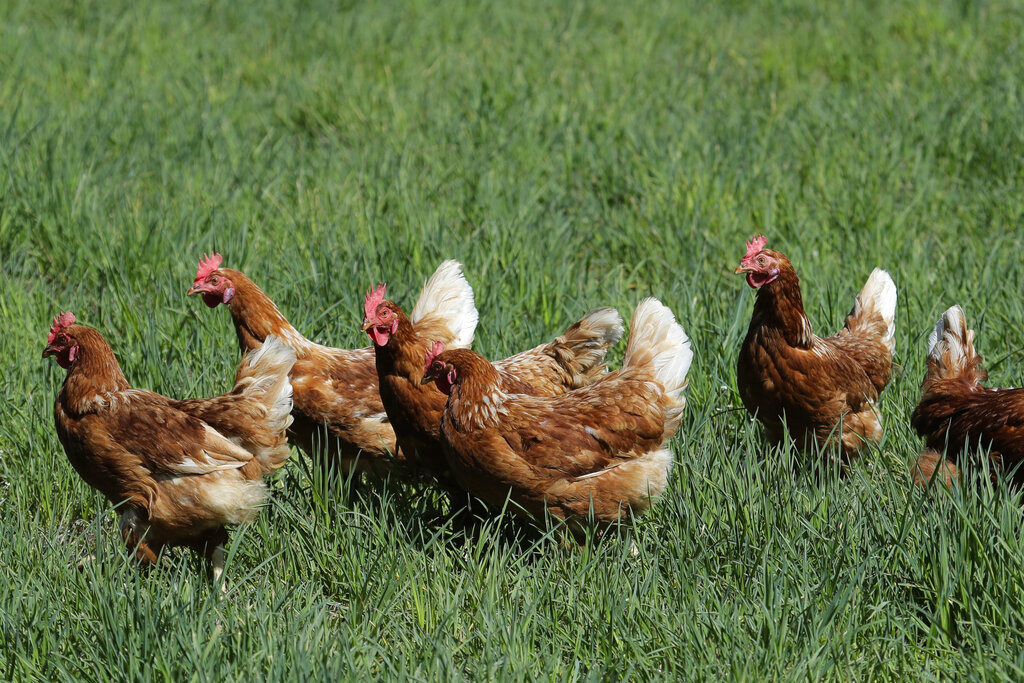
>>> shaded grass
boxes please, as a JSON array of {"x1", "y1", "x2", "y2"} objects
[{"x1": 2, "y1": 0, "x2": 1024, "y2": 678}]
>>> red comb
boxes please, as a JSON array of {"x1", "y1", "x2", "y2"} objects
[
  {"x1": 363, "y1": 283, "x2": 387, "y2": 322},
  {"x1": 193, "y1": 253, "x2": 223, "y2": 285},
  {"x1": 744, "y1": 235, "x2": 768, "y2": 258},
  {"x1": 48, "y1": 312, "x2": 76, "y2": 344},
  {"x1": 424, "y1": 340, "x2": 445, "y2": 370}
]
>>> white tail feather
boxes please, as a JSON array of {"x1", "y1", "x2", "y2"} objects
[
  {"x1": 410, "y1": 260, "x2": 478, "y2": 349},
  {"x1": 623, "y1": 298, "x2": 693, "y2": 398},
  {"x1": 850, "y1": 268, "x2": 897, "y2": 349},
  {"x1": 235, "y1": 335, "x2": 296, "y2": 435},
  {"x1": 927, "y1": 305, "x2": 978, "y2": 382}
]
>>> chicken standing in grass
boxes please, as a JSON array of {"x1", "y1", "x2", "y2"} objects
[
  {"x1": 44, "y1": 312, "x2": 295, "y2": 584},
  {"x1": 735, "y1": 235, "x2": 897, "y2": 461},
  {"x1": 911, "y1": 305, "x2": 1024, "y2": 487},
  {"x1": 187, "y1": 254, "x2": 477, "y2": 480},
  {"x1": 421, "y1": 298, "x2": 690, "y2": 530},
  {"x1": 363, "y1": 282, "x2": 624, "y2": 496}
]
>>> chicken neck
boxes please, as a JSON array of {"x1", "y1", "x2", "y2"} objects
[
  {"x1": 374, "y1": 315, "x2": 431, "y2": 379},
  {"x1": 60, "y1": 328, "x2": 131, "y2": 415},
  {"x1": 749, "y1": 267, "x2": 815, "y2": 348},
  {"x1": 219, "y1": 269, "x2": 309, "y2": 354}
]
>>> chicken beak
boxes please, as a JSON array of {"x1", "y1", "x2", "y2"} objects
[
  {"x1": 361, "y1": 320, "x2": 373, "y2": 332},
  {"x1": 186, "y1": 285, "x2": 200, "y2": 296},
  {"x1": 42, "y1": 345, "x2": 56, "y2": 359},
  {"x1": 734, "y1": 263, "x2": 753, "y2": 274},
  {"x1": 420, "y1": 374, "x2": 434, "y2": 385}
]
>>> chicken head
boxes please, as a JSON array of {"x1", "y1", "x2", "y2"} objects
[
  {"x1": 734, "y1": 234, "x2": 783, "y2": 289},
  {"x1": 187, "y1": 253, "x2": 235, "y2": 307},
  {"x1": 362, "y1": 284, "x2": 399, "y2": 347},
  {"x1": 422, "y1": 341, "x2": 457, "y2": 394},
  {"x1": 42, "y1": 311, "x2": 80, "y2": 369}
]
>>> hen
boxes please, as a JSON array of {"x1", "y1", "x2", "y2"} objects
[
  {"x1": 188, "y1": 255, "x2": 477, "y2": 478},
  {"x1": 421, "y1": 298, "x2": 691, "y2": 531},
  {"x1": 735, "y1": 235, "x2": 897, "y2": 461},
  {"x1": 43, "y1": 312, "x2": 295, "y2": 583},
  {"x1": 911, "y1": 305, "x2": 1024, "y2": 487},
  {"x1": 363, "y1": 283, "x2": 624, "y2": 488}
]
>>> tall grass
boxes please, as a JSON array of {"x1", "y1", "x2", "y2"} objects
[{"x1": 2, "y1": 0, "x2": 1024, "y2": 678}]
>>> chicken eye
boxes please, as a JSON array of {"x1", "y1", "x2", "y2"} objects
[
  {"x1": 211, "y1": 277, "x2": 220, "y2": 285},
  {"x1": 757, "y1": 256, "x2": 766, "y2": 266}
]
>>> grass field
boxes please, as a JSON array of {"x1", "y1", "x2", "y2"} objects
[{"x1": 3, "y1": 0, "x2": 1024, "y2": 678}]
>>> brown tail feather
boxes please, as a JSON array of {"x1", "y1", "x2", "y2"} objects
[{"x1": 546, "y1": 307, "x2": 624, "y2": 388}]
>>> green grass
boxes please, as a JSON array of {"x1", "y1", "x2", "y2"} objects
[{"x1": 2, "y1": 0, "x2": 1024, "y2": 678}]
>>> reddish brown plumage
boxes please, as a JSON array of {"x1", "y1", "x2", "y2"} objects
[
  {"x1": 367, "y1": 303, "x2": 451, "y2": 478},
  {"x1": 911, "y1": 305, "x2": 1024, "y2": 486},
  {"x1": 912, "y1": 449, "x2": 960, "y2": 488},
  {"x1": 420, "y1": 298, "x2": 691, "y2": 530},
  {"x1": 366, "y1": 298, "x2": 625, "y2": 486},
  {"x1": 188, "y1": 259, "x2": 476, "y2": 478},
  {"x1": 44, "y1": 318, "x2": 295, "y2": 577},
  {"x1": 735, "y1": 238, "x2": 896, "y2": 461}
]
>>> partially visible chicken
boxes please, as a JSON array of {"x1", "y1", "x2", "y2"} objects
[
  {"x1": 421, "y1": 298, "x2": 691, "y2": 531},
  {"x1": 735, "y1": 235, "x2": 897, "y2": 461},
  {"x1": 43, "y1": 312, "x2": 295, "y2": 584},
  {"x1": 911, "y1": 305, "x2": 1024, "y2": 487},
  {"x1": 913, "y1": 449, "x2": 960, "y2": 489},
  {"x1": 187, "y1": 255, "x2": 477, "y2": 478},
  {"x1": 364, "y1": 281, "x2": 624, "y2": 486}
]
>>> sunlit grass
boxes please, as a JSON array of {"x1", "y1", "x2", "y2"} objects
[{"x1": 2, "y1": 0, "x2": 1024, "y2": 678}]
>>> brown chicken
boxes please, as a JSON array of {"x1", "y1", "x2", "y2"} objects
[
  {"x1": 421, "y1": 298, "x2": 691, "y2": 531},
  {"x1": 43, "y1": 312, "x2": 295, "y2": 584},
  {"x1": 187, "y1": 255, "x2": 477, "y2": 478},
  {"x1": 911, "y1": 305, "x2": 1024, "y2": 487},
  {"x1": 735, "y1": 235, "x2": 897, "y2": 461},
  {"x1": 363, "y1": 282, "x2": 624, "y2": 489}
]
